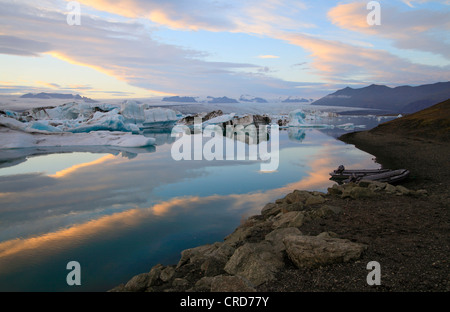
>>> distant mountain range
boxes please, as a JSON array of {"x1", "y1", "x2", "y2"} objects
[
  {"x1": 162, "y1": 96, "x2": 198, "y2": 103},
  {"x1": 162, "y1": 94, "x2": 314, "y2": 104},
  {"x1": 281, "y1": 97, "x2": 314, "y2": 103},
  {"x1": 21, "y1": 92, "x2": 97, "y2": 103},
  {"x1": 311, "y1": 82, "x2": 450, "y2": 114}
]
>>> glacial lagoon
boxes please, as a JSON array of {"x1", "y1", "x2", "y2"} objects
[{"x1": 0, "y1": 117, "x2": 392, "y2": 291}]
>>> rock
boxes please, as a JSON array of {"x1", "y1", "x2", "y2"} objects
[
  {"x1": 327, "y1": 184, "x2": 343, "y2": 195},
  {"x1": 200, "y1": 243, "x2": 235, "y2": 276},
  {"x1": 123, "y1": 273, "x2": 151, "y2": 292},
  {"x1": 172, "y1": 278, "x2": 189, "y2": 288},
  {"x1": 284, "y1": 190, "x2": 314, "y2": 204},
  {"x1": 177, "y1": 242, "x2": 235, "y2": 277},
  {"x1": 192, "y1": 276, "x2": 214, "y2": 292},
  {"x1": 160, "y1": 266, "x2": 176, "y2": 282},
  {"x1": 342, "y1": 186, "x2": 375, "y2": 199},
  {"x1": 224, "y1": 241, "x2": 284, "y2": 286},
  {"x1": 121, "y1": 263, "x2": 166, "y2": 291},
  {"x1": 305, "y1": 195, "x2": 326, "y2": 206},
  {"x1": 265, "y1": 227, "x2": 302, "y2": 252},
  {"x1": 210, "y1": 275, "x2": 256, "y2": 292},
  {"x1": 278, "y1": 202, "x2": 305, "y2": 213},
  {"x1": 316, "y1": 231, "x2": 339, "y2": 239},
  {"x1": 395, "y1": 185, "x2": 411, "y2": 195},
  {"x1": 224, "y1": 220, "x2": 272, "y2": 246},
  {"x1": 261, "y1": 203, "x2": 280, "y2": 218},
  {"x1": 177, "y1": 244, "x2": 218, "y2": 268},
  {"x1": 283, "y1": 233, "x2": 367, "y2": 269},
  {"x1": 272, "y1": 211, "x2": 308, "y2": 229},
  {"x1": 147, "y1": 263, "x2": 165, "y2": 286},
  {"x1": 366, "y1": 181, "x2": 387, "y2": 192},
  {"x1": 384, "y1": 183, "x2": 397, "y2": 194}
]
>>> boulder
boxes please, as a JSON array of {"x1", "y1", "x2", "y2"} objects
[
  {"x1": 224, "y1": 241, "x2": 284, "y2": 286},
  {"x1": 395, "y1": 185, "x2": 411, "y2": 195},
  {"x1": 224, "y1": 219, "x2": 272, "y2": 246},
  {"x1": 261, "y1": 203, "x2": 280, "y2": 218},
  {"x1": 278, "y1": 202, "x2": 305, "y2": 213},
  {"x1": 283, "y1": 233, "x2": 367, "y2": 269},
  {"x1": 284, "y1": 190, "x2": 314, "y2": 204},
  {"x1": 272, "y1": 211, "x2": 308, "y2": 229},
  {"x1": 265, "y1": 227, "x2": 302, "y2": 252},
  {"x1": 327, "y1": 184, "x2": 344, "y2": 196},
  {"x1": 177, "y1": 242, "x2": 235, "y2": 277},
  {"x1": 384, "y1": 183, "x2": 398, "y2": 194},
  {"x1": 305, "y1": 194, "x2": 326, "y2": 206},
  {"x1": 341, "y1": 186, "x2": 375, "y2": 199},
  {"x1": 160, "y1": 266, "x2": 176, "y2": 282},
  {"x1": 123, "y1": 273, "x2": 150, "y2": 292}
]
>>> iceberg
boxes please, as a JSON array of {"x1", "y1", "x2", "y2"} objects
[
  {"x1": 66, "y1": 109, "x2": 132, "y2": 133},
  {"x1": 119, "y1": 100, "x2": 179, "y2": 130},
  {"x1": 2, "y1": 101, "x2": 181, "y2": 135},
  {"x1": 288, "y1": 109, "x2": 334, "y2": 128},
  {"x1": 141, "y1": 107, "x2": 179, "y2": 129},
  {"x1": 336, "y1": 123, "x2": 366, "y2": 131},
  {"x1": 201, "y1": 113, "x2": 236, "y2": 127},
  {"x1": 0, "y1": 127, "x2": 155, "y2": 149},
  {"x1": 29, "y1": 102, "x2": 95, "y2": 120},
  {"x1": 0, "y1": 113, "x2": 156, "y2": 150},
  {"x1": 120, "y1": 100, "x2": 146, "y2": 124}
]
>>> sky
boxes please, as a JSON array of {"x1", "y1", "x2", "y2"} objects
[{"x1": 0, "y1": 0, "x2": 449, "y2": 100}]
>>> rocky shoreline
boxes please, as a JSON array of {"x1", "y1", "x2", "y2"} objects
[{"x1": 109, "y1": 180, "x2": 432, "y2": 292}]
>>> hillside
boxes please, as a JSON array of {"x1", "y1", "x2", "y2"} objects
[
  {"x1": 370, "y1": 99, "x2": 450, "y2": 141},
  {"x1": 311, "y1": 82, "x2": 450, "y2": 114}
]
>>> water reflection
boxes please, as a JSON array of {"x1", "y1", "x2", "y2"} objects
[
  {"x1": 0, "y1": 145, "x2": 156, "y2": 171},
  {"x1": 0, "y1": 128, "x2": 380, "y2": 291},
  {"x1": 142, "y1": 129, "x2": 176, "y2": 146},
  {"x1": 288, "y1": 128, "x2": 306, "y2": 142}
]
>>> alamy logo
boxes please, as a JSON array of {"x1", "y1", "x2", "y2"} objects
[
  {"x1": 367, "y1": 1, "x2": 381, "y2": 26},
  {"x1": 66, "y1": 261, "x2": 81, "y2": 286},
  {"x1": 67, "y1": 1, "x2": 81, "y2": 26},
  {"x1": 367, "y1": 261, "x2": 381, "y2": 285},
  {"x1": 170, "y1": 118, "x2": 279, "y2": 172}
]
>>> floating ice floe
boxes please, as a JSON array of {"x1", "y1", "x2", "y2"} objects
[
  {"x1": 287, "y1": 109, "x2": 334, "y2": 128},
  {"x1": 0, "y1": 100, "x2": 183, "y2": 149},
  {"x1": 120, "y1": 101, "x2": 180, "y2": 130},
  {"x1": 201, "y1": 113, "x2": 236, "y2": 127},
  {"x1": 6, "y1": 101, "x2": 181, "y2": 134},
  {"x1": 336, "y1": 123, "x2": 366, "y2": 131},
  {"x1": 0, "y1": 126, "x2": 156, "y2": 149}
]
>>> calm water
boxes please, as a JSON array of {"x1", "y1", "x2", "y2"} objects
[{"x1": 0, "y1": 121, "x2": 385, "y2": 291}]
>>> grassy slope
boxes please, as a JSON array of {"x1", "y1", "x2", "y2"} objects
[{"x1": 370, "y1": 98, "x2": 450, "y2": 141}]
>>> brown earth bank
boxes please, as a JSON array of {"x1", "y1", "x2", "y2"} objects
[
  {"x1": 111, "y1": 101, "x2": 449, "y2": 293},
  {"x1": 262, "y1": 131, "x2": 449, "y2": 292}
]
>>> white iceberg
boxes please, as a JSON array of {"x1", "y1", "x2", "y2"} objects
[
  {"x1": 0, "y1": 114, "x2": 155, "y2": 150},
  {"x1": 201, "y1": 113, "x2": 236, "y2": 127},
  {"x1": 2, "y1": 101, "x2": 181, "y2": 135},
  {"x1": 141, "y1": 107, "x2": 179, "y2": 129},
  {"x1": 336, "y1": 123, "x2": 366, "y2": 131},
  {"x1": 119, "y1": 100, "x2": 179, "y2": 130},
  {"x1": 66, "y1": 109, "x2": 132, "y2": 133}
]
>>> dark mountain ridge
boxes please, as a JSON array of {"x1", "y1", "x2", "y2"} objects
[{"x1": 312, "y1": 81, "x2": 450, "y2": 114}]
